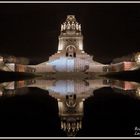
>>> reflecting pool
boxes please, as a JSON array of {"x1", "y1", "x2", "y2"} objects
[{"x1": 0, "y1": 77, "x2": 140, "y2": 137}]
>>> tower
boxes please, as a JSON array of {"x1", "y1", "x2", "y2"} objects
[
  {"x1": 47, "y1": 80, "x2": 94, "y2": 136},
  {"x1": 36, "y1": 15, "x2": 107, "y2": 73},
  {"x1": 58, "y1": 15, "x2": 84, "y2": 57},
  {"x1": 58, "y1": 94, "x2": 83, "y2": 137}
]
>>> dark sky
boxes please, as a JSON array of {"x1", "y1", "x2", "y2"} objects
[{"x1": 0, "y1": 3, "x2": 140, "y2": 64}]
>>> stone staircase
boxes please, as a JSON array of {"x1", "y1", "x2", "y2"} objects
[
  {"x1": 77, "y1": 52, "x2": 93, "y2": 62},
  {"x1": 48, "y1": 53, "x2": 62, "y2": 62},
  {"x1": 48, "y1": 51, "x2": 93, "y2": 63}
]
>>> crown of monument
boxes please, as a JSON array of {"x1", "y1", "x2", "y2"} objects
[
  {"x1": 61, "y1": 15, "x2": 81, "y2": 32},
  {"x1": 66, "y1": 15, "x2": 76, "y2": 22}
]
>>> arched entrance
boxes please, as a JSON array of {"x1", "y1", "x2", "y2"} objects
[{"x1": 66, "y1": 45, "x2": 76, "y2": 57}]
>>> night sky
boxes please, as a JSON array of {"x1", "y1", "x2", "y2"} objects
[{"x1": 0, "y1": 3, "x2": 140, "y2": 64}]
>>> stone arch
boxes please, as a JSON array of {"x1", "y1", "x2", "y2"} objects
[
  {"x1": 66, "y1": 45, "x2": 76, "y2": 57},
  {"x1": 66, "y1": 94, "x2": 76, "y2": 108}
]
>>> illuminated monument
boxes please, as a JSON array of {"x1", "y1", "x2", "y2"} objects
[
  {"x1": 0, "y1": 15, "x2": 140, "y2": 73},
  {"x1": 33, "y1": 15, "x2": 108, "y2": 73},
  {"x1": 0, "y1": 15, "x2": 140, "y2": 137},
  {"x1": 33, "y1": 15, "x2": 140, "y2": 73}
]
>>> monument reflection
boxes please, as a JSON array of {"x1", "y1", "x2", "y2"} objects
[{"x1": 0, "y1": 78, "x2": 140, "y2": 136}]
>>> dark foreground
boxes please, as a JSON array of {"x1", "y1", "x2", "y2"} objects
[
  {"x1": 0, "y1": 71, "x2": 36, "y2": 83},
  {"x1": 0, "y1": 70, "x2": 139, "y2": 137},
  {"x1": 1, "y1": 69, "x2": 140, "y2": 82},
  {"x1": 0, "y1": 86, "x2": 140, "y2": 137},
  {"x1": 105, "y1": 69, "x2": 140, "y2": 82}
]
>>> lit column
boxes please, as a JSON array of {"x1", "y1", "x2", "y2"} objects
[
  {"x1": 58, "y1": 37, "x2": 64, "y2": 52},
  {"x1": 78, "y1": 37, "x2": 83, "y2": 51}
]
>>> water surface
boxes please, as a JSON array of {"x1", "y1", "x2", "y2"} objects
[{"x1": 0, "y1": 78, "x2": 140, "y2": 137}]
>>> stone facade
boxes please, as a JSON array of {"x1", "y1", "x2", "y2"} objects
[
  {"x1": 0, "y1": 15, "x2": 139, "y2": 73},
  {"x1": 33, "y1": 15, "x2": 108, "y2": 73}
]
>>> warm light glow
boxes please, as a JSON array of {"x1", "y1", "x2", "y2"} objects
[
  {"x1": 5, "y1": 82, "x2": 15, "y2": 90},
  {"x1": 135, "y1": 52, "x2": 140, "y2": 64},
  {"x1": 58, "y1": 39, "x2": 63, "y2": 51},
  {"x1": 58, "y1": 101, "x2": 63, "y2": 115},
  {"x1": 0, "y1": 56, "x2": 3, "y2": 62},
  {"x1": 79, "y1": 40, "x2": 83, "y2": 50},
  {"x1": 136, "y1": 87, "x2": 140, "y2": 96},
  {"x1": 79, "y1": 101, "x2": 83, "y2": 111},
  {"x1": 0, "y1": 91, "x2": 3, "y2": 96}
]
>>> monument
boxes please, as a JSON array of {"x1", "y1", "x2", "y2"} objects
[{"x1": 0, "y1": 15, "x2": 139, "y2": 73}]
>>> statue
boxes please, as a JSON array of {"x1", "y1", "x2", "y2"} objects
[
  {"x1": 61, "y1": 24, "x2": 64, "y2": 31},
  {"x1": 63, "y1": 23, "x2": 66, "y2": 30},
  {"x1": 76, "y1": 23, "x2": 79, "y2": 30},
  {"x1": 72, "y1": 22, "x2": 75, "y2": 30},
  {"x1": 79, "y1": 24, "x2": 81, "y2": 31},
  {"x1": 67, "y1": 21, "x2": 70, "y2": 30}
]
